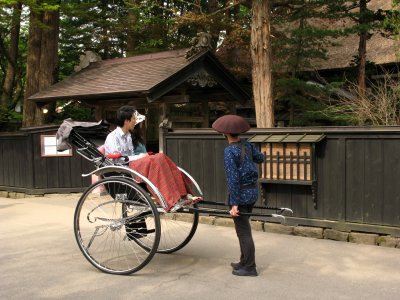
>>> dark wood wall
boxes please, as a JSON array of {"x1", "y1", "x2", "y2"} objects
[
  {"x1": 1, "y1": 125, "x2": 399, "y2": 235},
  {"x1": 0, "y1": 126, "x2": 92, "y2": 194},
  {"x1": 164, "y1": 128, "x2": 400, "y2": 235}
]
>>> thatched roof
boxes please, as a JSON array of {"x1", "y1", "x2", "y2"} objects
[
  {"x1": 313, "y1": 0, "x2": 399, "y2": 70},
  {"x1": 217, "y1": 0, "x2": 399, "y2": 74}
]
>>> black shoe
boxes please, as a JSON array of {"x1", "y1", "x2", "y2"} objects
[
  {"x1": 230, "y1": 262, "x2": 242, "y2": 270},
  {"x1": 232, "y1": 267, "x2": 258, "y2": 277}
]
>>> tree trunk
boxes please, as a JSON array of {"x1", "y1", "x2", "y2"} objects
[
  {"x1": 1, "y1": 2, "x2": 22, "y2": 107},
  {"x1": 39, "y1": 9, "x2": 60, "y2": 124},
  {"x1": 251, "y1": 0, "x2": 274, "y2": 128},
  {"x1": 358, "y1": 0, "x2": 367, "y2": 98},
  {"x1": 207, "y1": 0, "x2": 219, "y2": 49},
  {"x1": 23, "y1": 4, "x2": 59, "y2": 127}
]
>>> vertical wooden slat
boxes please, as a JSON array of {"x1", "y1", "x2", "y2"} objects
[
  {"x1": 363, "y1": 139, "x2": 383, "y2": 224},
  {"x1": 296, "y1": 144, "x2": 300, "y2": 180},
  {"x1": 269, "y1": 143, "x2": 273, "y2": 180},
  {"x1": 190, "y1": 139, "x2": 203, "y2": 196},
  {"x1": 58, "y1": 157, "x2": 72, "y2": 188},
  {"x1": 345, "y1": 139, "x2": 364, "y2": 223},
  {"x1": 382, "y1": 139, "x2": 400, "y2": 225},
  {"x1": 283, "y1": 144, "x2": 286, "y2": 180},
  {"x1": 291, "y1": 185, "x2": 309, "y2": 218},
  {"x1": 24, "y1": 134, "x2": 35, "y2": 189},
  {"x1": 289, "y1": 152, "x2": 293, "y2": 180},
  {"x1": 215, "y1": 139, "x2": 228, "y2": 203},
  {"x1": 202, "y1": 139, "x2": 217, "y2": 203},
  {"x1": 276, "y1": 152, "x2": 280, "y2": 179},
  {"x1": 276, "y1": 183, "x2": 291, "y2": 211},
  {"x1": 46, "y1": 157, "x2": 59, "y2": 188},
  {"x1": 33, "y1": 132, "x2": 47, "y2": 188},
  {"x1": 263, "y1": 151, "x2": 267, "y2": 179}
]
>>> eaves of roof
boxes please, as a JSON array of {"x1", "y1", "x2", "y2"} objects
[{"x1": 29, "y1": 48, "x2": 250, "y2": 105}]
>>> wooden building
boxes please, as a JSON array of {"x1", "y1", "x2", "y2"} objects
[{"x1": 28, "y1": 46, "x2": 250, "y2": 151}]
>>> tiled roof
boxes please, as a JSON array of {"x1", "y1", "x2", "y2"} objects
[{"x1": 29, "y1": 49, "x2": 193, "y2": 102}]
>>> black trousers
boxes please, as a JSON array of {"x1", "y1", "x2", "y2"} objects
[{"x1": 232, "y1": 203, "x2": 256, "y2": 269}]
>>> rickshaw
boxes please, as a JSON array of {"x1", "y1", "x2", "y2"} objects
[{"x1": 58, "y1": 120, "x2": 292, "y2": 275}]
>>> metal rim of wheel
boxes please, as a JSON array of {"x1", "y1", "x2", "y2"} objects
[
  {"x1": 74, "y1": 177, "x2": 161, "y2": 275},
  {"x1": 156, "y1": 202, "x2": 199, "y2": 254}
]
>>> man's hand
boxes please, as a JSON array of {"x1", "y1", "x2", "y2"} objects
[{"x1": 229, "y1": 205, "x2": 239, "y2": 217}]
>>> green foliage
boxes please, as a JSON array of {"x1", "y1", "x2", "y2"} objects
[
  {"x1": 0, "y1": 105, "x2": 22, "y2": 123},
  {"x1": 59, "y1": 0, "x2": 129, "y2": 78},
  {"x1": 383, "y1": 0, "x2": 400, "y2": 41},
  {"x1": 272, "y1": 1, "x2": 350, "y2": 125},
  {"x1": 1, "y1": 0, "x2": 399, "y2": 128}
]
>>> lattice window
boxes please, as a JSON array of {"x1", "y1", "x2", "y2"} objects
[
  {"x1": 248, "y1": 134, "x2": 325, "y2": 208},
  {"x1": 261, "y1": 143, "x2": 312, "y2": 181}
]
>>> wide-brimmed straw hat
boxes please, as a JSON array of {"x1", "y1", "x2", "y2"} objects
[{"x1": 212, "y1": 115, "x2": 250, "y2": 134}]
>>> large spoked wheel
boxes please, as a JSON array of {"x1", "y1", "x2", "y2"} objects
[
  {"x1": 74, "y1": 177, "x2": 161, "y2": 275},
  {"x1": 157, "y1": 202, "x2": 199, "y2": 254}
]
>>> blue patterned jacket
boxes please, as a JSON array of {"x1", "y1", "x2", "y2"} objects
[{"x1": 224, "y1": 140, "x2": 265, "y2": 206}]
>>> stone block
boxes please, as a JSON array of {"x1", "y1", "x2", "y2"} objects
[
  {"x1": 199, "y1": 216, "x2": 215, "y2": 225},
  {"x1": 14, "y1": 192, "x2": 26, "y2": 199},
  {"x1": 293, "y1": 226, "x2": 323, "y2": 239},
  {"x1": 7, "y1": 192, "x2": 17, "y2": 199},
  {"x1": 0, "y1": 191, "x2": 9, "y2": 198},
  {"x1": 214, "y1": 217, "x2": 235, "y2": 228},
  {"x1": 174, "y1": 213, "x2": 194, "y2": 223},
  {"x1": 264, "y1": 222, "x2": 293, "y2": 235},
  {"x1": 349, "y1": 232, "x2": 378, "y2": 245},
  {"x1": 161, "y1": 213, "x2": 175, "y2": 220},
  {"x1": 251, "y1": 221, "x2": 264, "y2": 231},
  {"x1": 323, "y1": 229, "x2": 349, "y2": 242},
  {"x1": 377, "y1": 236, "x2": 399, "y2": 248}
]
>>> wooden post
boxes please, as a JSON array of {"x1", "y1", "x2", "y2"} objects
[
  {"x1": 158, "y1": 103, "x2": 169, "y2": 153},
  {"x1": 202, "y1": 101, "x2": 209, "y2": 127},
  {"x1": 94, "y1": 105, "x2": 104, "y2": 121}
]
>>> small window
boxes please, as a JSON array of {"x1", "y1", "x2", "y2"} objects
[{"x1": 41, "y1": 135, "x2": 72, "y2": 157}]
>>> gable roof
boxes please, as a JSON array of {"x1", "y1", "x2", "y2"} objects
[{"x1": 29, "y1": 49, "x2": 250, "y2": 104}]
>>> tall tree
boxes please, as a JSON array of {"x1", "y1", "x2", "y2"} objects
[
  {"x1": 251, "y1": 0, "x2": 274, "y2": 128},
  {"x1": 1, "y1": 1, "x2": 22, "y2": 107},
  {"x1": 23, "y1": 1, "x2": 60, "y2": 127},
  {"x1": 126, "y1": 0, "x2": 140, "y2": 55},
  {"x1": 357, "y1": 0, "x2": 368, "y2": 97},
  {"x1": 331, "y1": 1, "x2": 385, "y2": 97},
  {"x1": 271, "y1": 0, "x2": 347, "y2": 126}
]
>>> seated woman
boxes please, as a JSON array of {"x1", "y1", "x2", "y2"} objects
[{"x1": 104, "y1": 105, "x2": 201, "y2": 211}]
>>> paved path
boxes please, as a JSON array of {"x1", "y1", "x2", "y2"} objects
[{"x1": 0, "y1": 194, "x2": 399, "y2": 300}]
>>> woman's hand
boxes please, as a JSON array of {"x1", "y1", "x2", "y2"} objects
[{"x1": 229, "y1": 205, "x2": 239, "y2": 217}]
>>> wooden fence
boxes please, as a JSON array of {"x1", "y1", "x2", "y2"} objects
[
  {"x1": 0, "y1": 125, "x2": 399, "y2": 235},
  {"x1": 163, "y1": 127, "x2": 400, "y2": 236},
  {"x1": 0, "y1": 125, "x2": 91, "y2": 194}
]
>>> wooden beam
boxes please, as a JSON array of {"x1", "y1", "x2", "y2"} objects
[{"x1": 169, "y1": 116, "x2": 204, "y2": 123}]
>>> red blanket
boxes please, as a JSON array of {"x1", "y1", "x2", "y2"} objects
[{"x1": 129, "y1": 153, "x2": 192, "y2": 210}]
